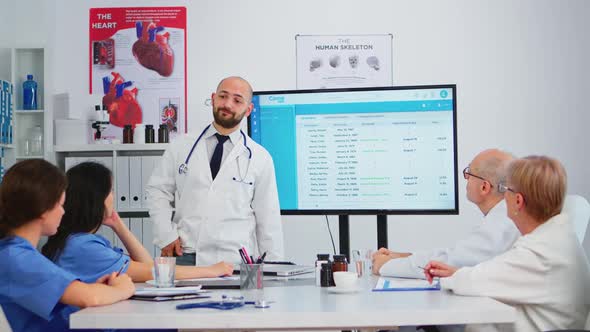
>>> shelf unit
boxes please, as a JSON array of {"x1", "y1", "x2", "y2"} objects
[
  {"x1": 0, "y1": 46, "x2": 49, "y2": 175},
  {"x1": 55, "y1": 143, "x2": 170, "y2": 257},
  {"x1": 54, "y1": 143, "x2": 169, "y2": 213}
]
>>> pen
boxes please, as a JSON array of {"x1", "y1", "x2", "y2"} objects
[
  {"x1": 117, "y1": 259, "x2": 130, "y2": 276},
  {"x1": 238, "y1": 249, "x2": 249, "y2": 264},
  {"x1": 241, "y1": 246, "x2": 253, "y2": 264},
  {"x1": 256, "y1": 252, "x2": 267, "y2": 264}
]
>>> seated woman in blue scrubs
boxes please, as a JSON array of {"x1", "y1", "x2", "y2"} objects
[
  {"x1": 0, "y1": 159, "x2": 135, "y2": 332},
  {"x1": 42, "y1": 161, "x2": 233, "y2": 283}
]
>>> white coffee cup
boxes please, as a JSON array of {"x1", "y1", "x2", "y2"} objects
[{"x1": 333, "y1": 271, "x2": 359, "y2": 289}]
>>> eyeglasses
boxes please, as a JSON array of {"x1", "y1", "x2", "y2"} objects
[
  {"x1": 497, "y1": 182, "x2": 517, "y2": 194},
  {"x1": 462, "y1": 166, "x2": 493, "y2": 187}
]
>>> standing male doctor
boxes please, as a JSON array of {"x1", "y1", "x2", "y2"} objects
[{"x1": 146, "y1": 76, "x2": 284, "y2": 266}]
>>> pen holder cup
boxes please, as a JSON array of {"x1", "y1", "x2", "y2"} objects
[
  {"x1": 240, "y1": 263, "x2": 264, "y2": 290},
  {"x1": 153, "y1": 257, "x2": 176, "y2": 288}
]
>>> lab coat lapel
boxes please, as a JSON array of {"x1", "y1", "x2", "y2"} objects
[
  {"x1": 216, "y1": 143, "x2": 245, "y2": 181},
  {"x1": 194, "y1": 135, "x2": 213, "y2": 184}
]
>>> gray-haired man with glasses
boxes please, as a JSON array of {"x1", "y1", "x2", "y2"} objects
[{"x1": 373, "y1": 149, "x2": 521, "y2": 278}]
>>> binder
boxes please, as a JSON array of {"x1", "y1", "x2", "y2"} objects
[
  {"x1": 64, "y1": 157, "x2": 79, "y2": 171},
  {"x1": 129, "y1": 156, "x2": 142, "y2": 209},
  {"x1": 113, "y1": 218, "x2": 130, "y2": 252},
  {"x1": 130, "y1": 217, "x2": 143, "y2": 243},
  {"x1": 116, "y1": 156, "x2": 130, "y2": 210},
  {"x1": 140, "y1": 156, "x2": 161, "y2": 208},
  {"x1": 141, "y1": 217, "x2": 157, "y2": 258},
  {"x1": 88, "y1": 156, "x2": 113, "y2": 171},
  {"x1": 64, "y1": 156, "x2": 113, "y2": 172}
]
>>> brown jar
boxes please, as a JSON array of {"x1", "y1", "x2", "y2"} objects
[
  {"x1": 332, "y1": 254, "x2": 348, "y2": 272},
  {"x1": 123, "y1": 125, "x2": 133, "y2": 144}
]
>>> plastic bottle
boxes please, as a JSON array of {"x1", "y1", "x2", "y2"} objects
[
  {"x1": 145, "y1": 125, "x2": 155, "y2": 143},
  {"x1": 123, "y1": 125, "x2": 133, "y2": 144},
  {"x1": 133, "y1": 124, "x2": 145, "y2": 144},
  {"x1": 158, "y1": 124, "x2": 169, "y2": 143},
  {"x1": 29, "y1": 125, "x2": 43, "y2": 155},
  {"x1": 315, "y1": 254, "x2": 330, "y2": 287},
  {"x1": 22, "y1": 74, "x2": 38, "y2": 110}
]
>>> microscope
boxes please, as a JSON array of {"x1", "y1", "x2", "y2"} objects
[{"x1": 91, "y1": 104, "x2": 110, "y2": 142}]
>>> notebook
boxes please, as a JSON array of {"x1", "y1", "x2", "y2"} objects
[
  {"x1": 131, "y1": 286, "x2": 210, "y2": 300},
  {"x1": 176, "y1": 277, "x2": 241, "y2": 289},
  {"x1": 233, "y1": 264, "x2": 315, "y2": 277}
]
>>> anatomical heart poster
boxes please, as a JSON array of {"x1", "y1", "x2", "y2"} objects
[
  {"x1": 296, "y1": 34, "x2": 393, "y2": 89},
  {"x1": 89, "y1": 7, "x2": 187, "y2": 140}
]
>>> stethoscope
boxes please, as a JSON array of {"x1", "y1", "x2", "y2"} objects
[
  {"x1": 176, "y1": 295, "x2": 272, "y2": 310},
  {"x1": 178, "y1": 124, "x2": 253, "y2": 185}
]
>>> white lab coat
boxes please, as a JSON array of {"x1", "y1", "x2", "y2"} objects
[
  {"x1": 441, "y1": 213, "x2": 590, "y2": 332},
  {"x1": 379, "y1": 200, "x2": 520, "y2": 279},
  {"x1": 145, "y1": 125, "x2": 284, "y2": 265}
]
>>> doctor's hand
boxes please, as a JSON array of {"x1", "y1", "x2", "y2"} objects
[
  {"x1": 372, "y1": 253, "x2": 393, "y2": 275},
  {"x1": 161, "y1": 237, "x2": 183, "y2": 257},
  {"x1": 424, "y1": 260, "x2": 458, "y2": 284},
  {"x1": 204, "y1": 262, "x2": 234, "y2": 277}
]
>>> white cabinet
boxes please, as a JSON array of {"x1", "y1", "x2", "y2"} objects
[
  {"x1": 0, "y1": 46, "x2": 50, "y2": 178},
  {"x1": 56, "y1": 144, "x2": 168, "y2": 257},
  {"x1": 56, "y1": 143, "x2": 167, "y2": 212}
]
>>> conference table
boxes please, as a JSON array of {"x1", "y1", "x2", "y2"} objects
[{"x1": 70, "y1": 277, "x2": 515, "y2": 331}]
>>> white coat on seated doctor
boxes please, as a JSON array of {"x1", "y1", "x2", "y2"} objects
[{"x1": 145, "y1": 76, "x2": 284, "y2": 265}]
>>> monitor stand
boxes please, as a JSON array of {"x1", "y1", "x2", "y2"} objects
[
  {"x1": 338, "y1": 214, "x2": 389, "y2": 262},
  {"x1": 339, "y1": 215, "x2": 350, "y2": 261},
  {"x1": 338, "y1": 214, "x2": 388, "y2": 262},
  {"x1": 377, "y1": 214, "x2": 388, "y2": 249}
]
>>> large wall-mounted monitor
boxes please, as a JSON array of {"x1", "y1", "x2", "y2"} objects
[{"x1": 249, "y1": 85, "x2": 458, "y2": 215}]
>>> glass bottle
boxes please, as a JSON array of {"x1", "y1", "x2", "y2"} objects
[
  {"x1": 332, "y1": 254, "x2": 348, "y2": 272},
  {"x1": 315, "y1": 254, "x2": 330, "y2": 287},
  {"x1": 158, "y1": 124, "x2": 169, "y2": 143},
  {"x1": 320, "y1": 263, "x2": 335, "y2": 287},
  {"x1": 145, "y1": 124, "x2": 155, "y2": 143},
  {"x1": 123, "y1": 125, "x2": 133, "y2": 144},
  {"x1": 29, "y1": 125, "x2": 43, "y2": 155}
]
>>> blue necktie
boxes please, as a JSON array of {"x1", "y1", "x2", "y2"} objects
[{"x1": 210, "y1": 133, "x2": 229, "y2": 180}]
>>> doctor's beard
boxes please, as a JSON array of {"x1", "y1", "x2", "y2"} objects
[{"x1": 213, "y1": 106, "x2": 247, "y2": 129}]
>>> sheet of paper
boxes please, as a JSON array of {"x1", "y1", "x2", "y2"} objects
[{"x1": 373, "y1": 277, "x2": 440, "y2": 291}]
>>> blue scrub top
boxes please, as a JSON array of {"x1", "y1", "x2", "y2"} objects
[
  {"x1": 55, "y1": 233, "x2": 129, "y2": 283},
  {"x1": 0, "y1": 236, "x2": 78, "y2": 332}
]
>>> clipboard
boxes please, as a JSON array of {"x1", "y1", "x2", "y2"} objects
[
  {"x1": 131, "y1": 294, "x2": 211, "y2": 302},
  {"x1": 372, "y1": 277, "x2": 440, "y2": 292},
  {"x1": 134, "y1": 285, "x2": 204, "y2": 297}
]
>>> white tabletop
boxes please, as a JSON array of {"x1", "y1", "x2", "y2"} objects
[{"x1": 71, "y1": 278, "x2": 515, "y2": 330}]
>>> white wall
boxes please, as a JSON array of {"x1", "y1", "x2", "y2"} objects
[{"x1": 3, "y1": 0, "x2": 590, "y2": 264}]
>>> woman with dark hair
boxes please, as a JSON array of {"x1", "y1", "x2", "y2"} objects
[
  {"x1": 0, "y1": 159, "x2": 134, "y2": 332},
  {"x1": 43, "y1": 161, "x2": 233, "y2": 283}
]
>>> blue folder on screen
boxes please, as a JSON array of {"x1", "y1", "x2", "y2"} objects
[{"x1": 372, "y1": 277, "x2": 440, "y2": 292}]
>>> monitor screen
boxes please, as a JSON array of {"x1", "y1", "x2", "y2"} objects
[{"x1": 249, "y1": 85, "x2": 458, "y2": 215}]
